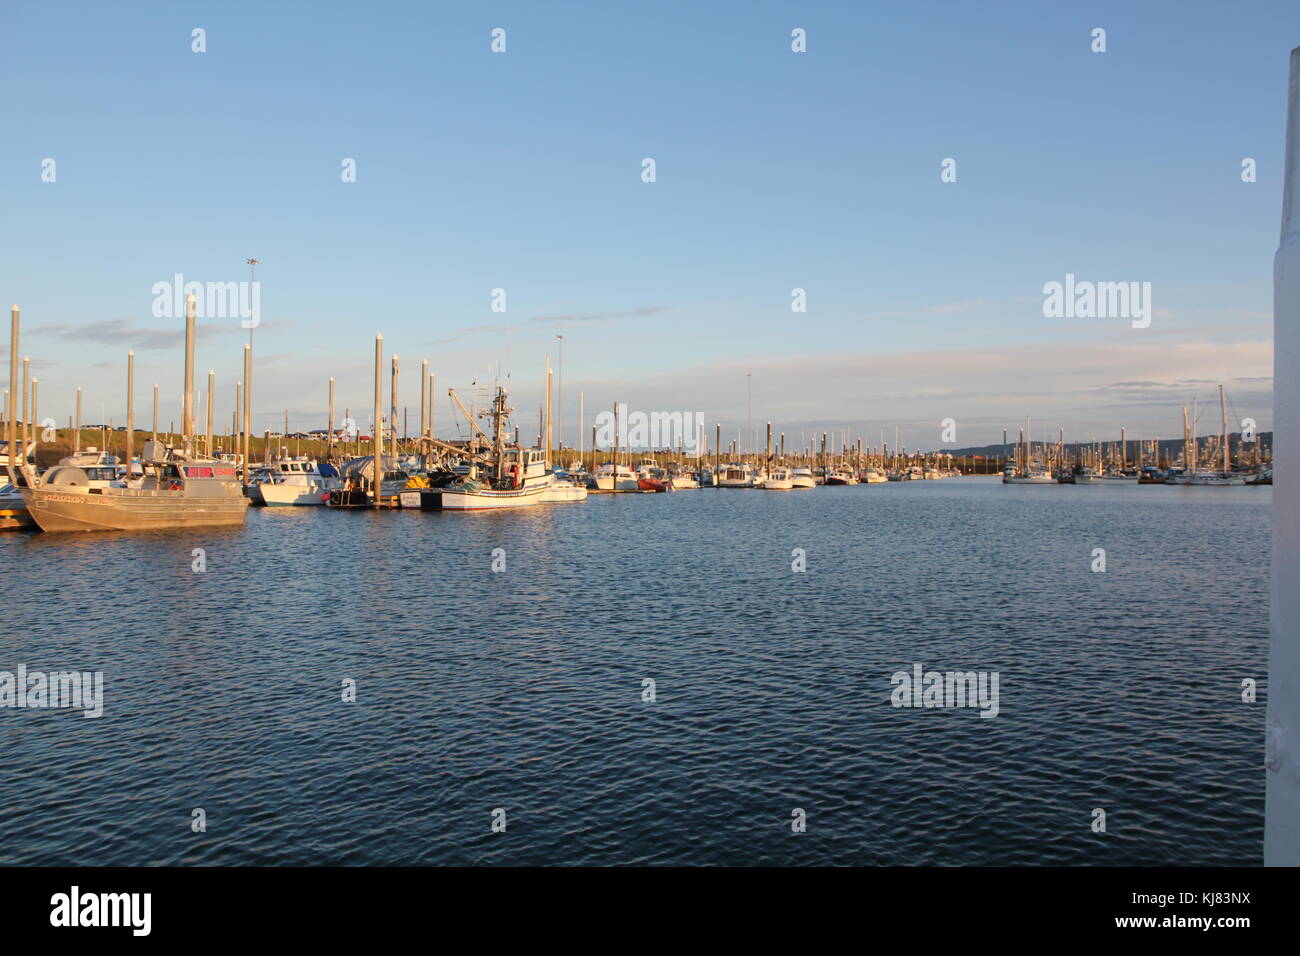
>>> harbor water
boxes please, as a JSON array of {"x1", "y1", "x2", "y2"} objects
[{"x1": 0, "y1": 478, "x2": 1270, "y2": 865}]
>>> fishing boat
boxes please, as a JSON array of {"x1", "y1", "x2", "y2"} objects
[
  {"x1": 718, "y1": 462, "x2": 756, "y2": 488},
  {"x1": 637, "y1": 468, "x2": 670, "y2": 493},
  {"x1": 862, "y1": 468, "x2": 887, "y2": 484},
  {"x1": 255, "y1": 458, "x2": 342, "y2": 506},
  {"x1": 763, "y1": 467, "x2": 794, "y2": 490},
  {"x1": 439, "y1": 389, "x2": 554, "y2": 511},
  {"x1": 592, "y1": 462, "x2": 638, "y2": 492},
  {"x1": 541, "y1": 476, "x2": 588, "y2": 502},
  {"x1": 21, "y1": 440, "x2": 249, "y2": 532},
  {"x1": 17, "y1": 296, "x2": 250, "y2": 532},
  {"x1": 326, "y1": 455, "x2": 410, "y2": 507},
  {"x1": 825, "y1": 470, "x2": 853, "y2": 486},
  {"x1": 667, "y1": 467, "x2": 699, "y2": 490},
  {"x1": 790, "y1": 466, "x2": 816, "y2": 489}
]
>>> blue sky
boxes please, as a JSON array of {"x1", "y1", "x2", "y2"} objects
[{"x1": 1, "y1": 0, "x2": 1295, "y2": 451}]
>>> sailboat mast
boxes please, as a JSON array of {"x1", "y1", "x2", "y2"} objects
[
  {"x1": 182, "y1": 293, "x2": 196, "y2": 450},
  {"x1": 373, "y1": 334, "x2": 382, "y2": 507},
  {"x1": 1220, "y1": 384, "x2": 1229, "y2": 473}
]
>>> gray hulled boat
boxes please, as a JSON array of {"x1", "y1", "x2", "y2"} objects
[
  {"x1": 20, "y1": 441, "x2": 248, "y2": 532},
  {"x1": 17, "y1": 293, "x2": 249, "y2": 533}
]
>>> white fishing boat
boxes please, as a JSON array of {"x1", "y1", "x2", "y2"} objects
[
  {"x1": 790, "y1": 466, "x2": 816, "y2": 489},
  {"x1": 718, "y1": 462, "x2": 755, "y2": 488},
  {"x1": 667, "y1": 468, "x2": 699, "y2": 490},
  {"x1": 862, "y1": 468, "x2": 887, "y2": 484},
  {"x1": 440, "y1": 390, "x2": 555, "y2": 511},
  {"x1": 255, "y1": 458, "x2": 342, "y2": 506},
  {"x1": 592, "y1": 462, "x2": 638, "y2": 492},
  {"x1": 541, "y1": 478, "x2": 588, "y2": 502},
  {"x1": 763, "y1": 467, "x2": 794, "y2": 490}
]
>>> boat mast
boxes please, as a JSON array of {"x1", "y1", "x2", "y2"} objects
[
  {"x1": 373, "y1": 334, "x2": 382, "y2": 508},
  {"x1": 493, "y1": 386, "x2": 507, "y2": 484},
  {"x1": 7, "y1": 305, "x2": 18, "y2": 484},
  {"x1": 182, "y1": 292, "x2": 196, "y2": 453},
  {"x1": 1191, "y1": 397, "x2": 1198, "y2": 473},
  {"x1": 1220, "y1": 384, "x2": 1229, "y2": 474}
]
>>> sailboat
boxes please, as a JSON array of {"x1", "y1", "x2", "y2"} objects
[
  {"x1": 1168, "y1": 387, "x2": 1246, "y2": 485},
  {"x1": 1003, "y1": 418, "x2": 1054, "y2": 484}
]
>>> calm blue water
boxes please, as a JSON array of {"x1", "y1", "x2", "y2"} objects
[{"x1": 0, "y1": 479, "x2": 1270, "y2": 865}]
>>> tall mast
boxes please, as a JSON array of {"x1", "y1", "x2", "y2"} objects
[
  {"x1": 206, "y1": 370, "x2": 214, "y2": 457},
  {"x1": 545, "y1": 355, "x2": 553, "y2": 469},
  {"x1": 126, "y1": 352, "x2": 134, "y2": 476},
  {"x1": 390, "y1": 355, "x2": 399, "y2": 463},
  {"x1": 1220, "y1": 384, "x2": 1229, "y2": 473},
  {"x1": 182, "y1": 292, "x2": 196, "y2": 450},
  {"x1": 373, "y1": 334, "x2": 382, "y2": 507}
]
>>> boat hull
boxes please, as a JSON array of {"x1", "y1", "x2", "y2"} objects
[
  {"x1": 593, "y1": 476, "x2": 639, "y2": 492},
  {"x1": 763, "y1": 478, "x2": 794, "y2": 490},
  {"x1": 440, "y1": 485, "x2": 548, "y2": 510},
  {"x1": 541, "y1": 483, "x2": 588, "y2": 502},
  {"x1": 0, "y1": 497, "x2": 34, "y2": 531},
  {"x1": 20, "y1": 486, "x2": 249, "y2": 532},
  {"x1": 257, "y1": 482, "x2": 333, "y2": 506}
]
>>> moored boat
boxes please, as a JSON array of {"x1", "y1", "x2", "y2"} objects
[{"x1": 763, "y1": 467, "x2": 794, "y2": 490}]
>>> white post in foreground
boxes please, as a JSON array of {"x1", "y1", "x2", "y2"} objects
[{"x1": 1267, "y1": 44, "x2": 1300, "y2": 866}]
